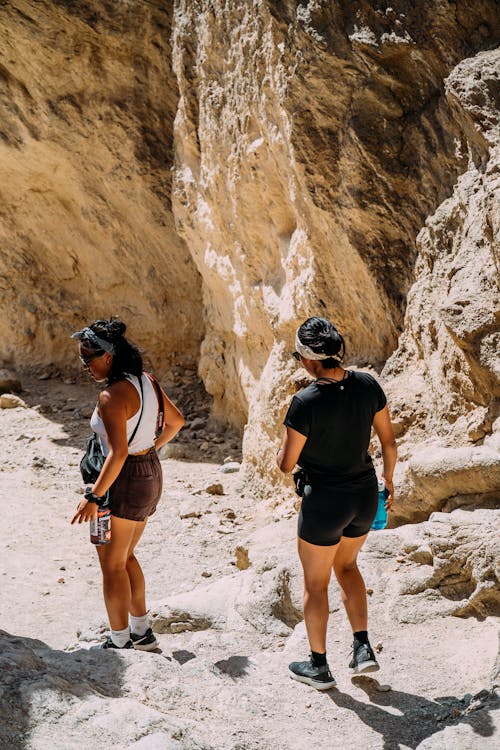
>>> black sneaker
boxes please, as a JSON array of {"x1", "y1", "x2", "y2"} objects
[
  {"x1": 91, "y1": 636, "x2": 133, "y2": 650},
  {"x1": 349, "y1": 642, "x2": 379, "y2": 675},
  {"x1": 130, "y1": 627, "x2": 159, "y2": 652},
  {"x1": 289, "y1": 657, "x2": 337, "y2": 690}
]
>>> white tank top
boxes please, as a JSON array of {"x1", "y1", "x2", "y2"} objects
[{"x1": 90, "y1": 373, "x2": 158, "y2": 456}]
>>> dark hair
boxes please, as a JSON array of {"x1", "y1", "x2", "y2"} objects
[
  {"x1": 297, "y1": 316, "x2": 345, "y2": 369},
  {"x1": 87, "y1": 318, "x2": 142, "y2": 384}
]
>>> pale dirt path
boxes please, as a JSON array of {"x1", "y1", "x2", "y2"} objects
[{"x1": 0, "y1": 376, "x2": 498, "y2": 750}]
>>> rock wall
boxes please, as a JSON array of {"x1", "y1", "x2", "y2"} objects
[
  {"x1": 172, "y1": 0, "x2": 499, "y2": 432},
  {"x1": 0, "y1": 1, "x2": 499, "y2": 508},
  {"x1": 0, "y1": 0, "x2": 203, "y2": 373},
  {"x1": 384, "y1": 49, "x2": 499, "y2": 443},
  {"x1": 382, "y1": 47, "x2": 500, "y2": 522}
]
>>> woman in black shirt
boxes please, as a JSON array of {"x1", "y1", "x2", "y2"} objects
[{"x1": 277, "y1": 317, "x2": 396, "y2": 690}]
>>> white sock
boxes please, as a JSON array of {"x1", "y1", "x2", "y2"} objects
[
  {"x1": 130, "y1": 612, "x2": 149, "y2": 636},
  {"x1": 110, "y1": 625, "x2": 131, "y2": 647}
]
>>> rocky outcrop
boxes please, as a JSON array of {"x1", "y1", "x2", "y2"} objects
[
  {"x1": 380, "y1": 46, "x2": 500, "y2": 522},
  {"x1": 172, "y1": 1, "x2": 499, "y2": 434},
  {"x1": 0, "y1": 629, "x2": 205, "y2": 750},
  {"x1": 152, "y1": 564, "x2": 302, "y2": 637},
  {"x1": 384, "y1": 48, "x2": 499, "y2": 448},
  {"x1": 369, "y1": 509, "x2": 500, "y2": 623},
  {"x1": 390, "y1": 431, "x2": 500, "y2": 524},
  {"x1": 170, "y1": 1, "x2": 499, "y2": 498}
]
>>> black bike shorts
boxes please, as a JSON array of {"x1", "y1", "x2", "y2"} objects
[{"x1": 298, "y1": 475, "x2": 378, "y2": 546}]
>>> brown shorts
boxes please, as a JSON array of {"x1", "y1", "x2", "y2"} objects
[{"x1": 108, "y1": 449, "x2": 163, "y2": 522}]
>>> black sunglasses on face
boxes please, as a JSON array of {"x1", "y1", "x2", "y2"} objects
[
  {"x1": 291, "y1": 351, "x2": 302, "y2": 361},
  {"x1": 79, "y1": 350, "x2": 104, "y2": 367}
]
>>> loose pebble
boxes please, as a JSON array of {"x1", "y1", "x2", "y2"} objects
[
  {"x1": 235, "y1": 545, "x2": 251, "y2": 570},
  {"x1": 205, "y1": 483, "x2": 224, "y2": 495},
  {"x1": 220, "y1": 462, "x2": 241, "y2": 473}
]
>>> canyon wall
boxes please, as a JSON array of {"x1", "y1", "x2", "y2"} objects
[
  {"x1": 0, "y1": 0, "x2": 498, "y2": 508},
  {"x1": 0, "y1": 0, "x2": 203, "y2": 372},
  {"x1": 173, "y1": 0, "x2": 497, "y2": 428}
]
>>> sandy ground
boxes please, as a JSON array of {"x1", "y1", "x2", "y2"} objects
[{"x1": 0, "y1": 374, "x2": 498, "y2": 750}]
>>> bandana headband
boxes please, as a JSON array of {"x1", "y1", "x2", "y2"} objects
[
  {"x1": 294, "y1": 330, "x2": 333, "y2": 361},
  {"x1": 71, "y1": 327, "x2": 116, "y2": 355}
]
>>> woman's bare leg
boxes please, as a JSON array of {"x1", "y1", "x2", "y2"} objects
[
  {"x1": 332, "y1": 534, "x2": 369, "y2": 632},
  {"x1": 126, "y1": 520, "x2": 147, "y2": 617},
  {"x1": 96, "y1": 516, "x2": 138, "y2": 630},
  {"x1": 297, "y1": 538, "x2": 338, "y2": 653}
]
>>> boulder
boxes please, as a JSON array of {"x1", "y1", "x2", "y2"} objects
[
  {"x1": 375, "y1": 510, "x2": 500, "y2": 624},
  {"x1": 0, "y1": 393, "x2": 27, "y2": 409}
]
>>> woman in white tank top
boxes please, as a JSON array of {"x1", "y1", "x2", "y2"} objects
[{"x1": 70, "y1": 318, "x2": 185, "y2": 650}]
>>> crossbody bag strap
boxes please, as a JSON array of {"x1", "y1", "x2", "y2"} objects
[
  {"x1": 145, "y1": 372, "x2": 164, "y2": 437},
  {"x1": 127, "y1": 374, "x2": 145, "y2": 446}
]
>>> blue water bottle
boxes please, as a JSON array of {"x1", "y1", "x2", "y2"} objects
[{"x1": 371, "y1": 478, "x2": 389, "y2": 530}]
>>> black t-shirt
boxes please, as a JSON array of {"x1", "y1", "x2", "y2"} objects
[{"x1": 284, "y1": 370, "x2": 387, "y2": 483}]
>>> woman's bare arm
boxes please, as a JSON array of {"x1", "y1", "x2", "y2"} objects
[
  {"x1": 71, "y1": 382, "x2": 131, "y2": 523},
  {"x1": 154, "y1": 388, "x2": 185, "y2": 450},
  {"x1": 276, "y1": 426, "x2": 308, "y2": 474},
  {"x1": 372, "y1": 405, "x2": 397, "y2": 510}
]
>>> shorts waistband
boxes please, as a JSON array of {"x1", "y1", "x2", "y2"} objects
[
  {"x1": 127, "y1": 447, "x2": 156, "y2": 460},
  {"x1": 301, "y1": 467, "x2": 376, "y2": 486}
]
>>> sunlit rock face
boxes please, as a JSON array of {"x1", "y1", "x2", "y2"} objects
[
  {"x1": 379, "y1": 45, "x2": 500, "y2": 524},
  {"x1": 170, "y1": 0, "x2": 498, "y2": 486},
  {"x1": 384, "y1": 49, "x2": 499, "y2": 448},
  {"x1": 0, "y1": 1, "x2": 498, "y2": 496},
  {"x1": 0, "y1": 0, "x2": 203, "y2": 372}
]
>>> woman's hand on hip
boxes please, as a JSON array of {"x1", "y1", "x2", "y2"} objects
[{"x1": 71, "y1": 499, "x2": 98, "y2": 524}]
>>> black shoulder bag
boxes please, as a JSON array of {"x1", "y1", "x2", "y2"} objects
[
  {"x1": 146, "y1": 372, "x2": 164, "y2": 438},
  {"x1": 80, "y1": 376, "x2": 145, "y2": 484}
]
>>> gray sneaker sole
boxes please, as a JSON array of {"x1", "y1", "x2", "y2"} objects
[
  {"x1": 289, "y1": 670, "x2": 337, "y2": 690},
  {"x1": 132, "y1": 638, "x2": 159, "y2": 652},
  {"x1": 350, "y1": 660, "x2": 380, "y2": 675}
]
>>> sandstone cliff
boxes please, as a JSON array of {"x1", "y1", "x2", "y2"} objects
[
  {"x1": 0, "y1": 0, "x2": 499, "y2": 504},
  {"x1": 0, "y1": 0, "x2": 203, "y2": 371}
]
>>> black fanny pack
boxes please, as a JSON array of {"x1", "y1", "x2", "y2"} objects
[{"x1": 293, "y1": 468, "x2": 309, "y2": 497}]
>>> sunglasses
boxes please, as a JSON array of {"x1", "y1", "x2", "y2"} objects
[
  {"x1": 291, "y1": 351, "x2": 302, "y2": 361},
  {"x1": 79, "y1": 350, "x2": 104, "y2": 367}
]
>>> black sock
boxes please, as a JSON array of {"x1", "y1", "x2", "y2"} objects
[
  {"x1": 311, "y1": 650, "x2": 327, "y2": 667},
  {"x1": 353, "y1": 631, "x2": 368, "y2": 645}
]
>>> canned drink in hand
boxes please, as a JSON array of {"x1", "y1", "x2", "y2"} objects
[{"x1": 90, "y1": 502, "x2": 111, "y2": 545}]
